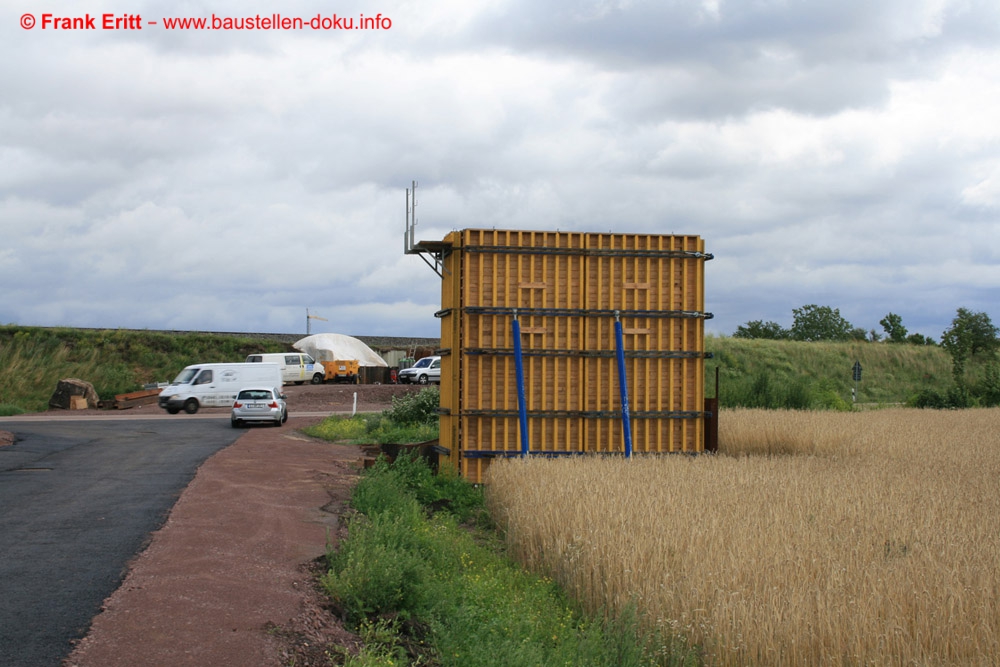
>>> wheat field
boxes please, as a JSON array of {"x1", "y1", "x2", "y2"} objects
[{"x1": 485, "y1": 408, "x2": 1000, "y2": 666}]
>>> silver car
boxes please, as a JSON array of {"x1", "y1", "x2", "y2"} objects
[
  {"x1": 231, "y1": 387, "x2": 288, "y2": 428},
  {"x1": 398, "y1": 356, "x2": 441, "y2": 385}
]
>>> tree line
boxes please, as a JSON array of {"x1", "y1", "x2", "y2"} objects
[
  {"x1": 733, "y1": 305, "x2": 945, "y2": 345},
  {"x1": 733, "y1": 305, "x2": 1000, "y2": 408}
]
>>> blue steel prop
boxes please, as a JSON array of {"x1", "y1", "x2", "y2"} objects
[
  {"x1": 512, "y1": 310, "x2": 530, "y2": 457},
  {"x1": 613, "y1": 311, "x2": 633, "y2": 458}
]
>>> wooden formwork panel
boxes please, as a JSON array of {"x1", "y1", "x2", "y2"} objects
[
  {"x1": 437, "y1": 229, "x2": 710, "y2": 483},
  {"x1": 459, "y1": 355, "x2": 702, "y2": 413}
]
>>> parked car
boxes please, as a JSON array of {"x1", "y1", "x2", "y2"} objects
[
  {"x1": 231, "y1": 387, "x2": 288, "y2": 428},
  {"x1": 398, "y1": 356, "x2": 441, "y2": 385}
]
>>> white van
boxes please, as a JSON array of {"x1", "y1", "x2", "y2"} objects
[
  {"x1": 245, "y1": 352, "x2": 326, "y2": 385},
  {"x1": 158, "y1": 362, "x2": 282, "y2": 414}
]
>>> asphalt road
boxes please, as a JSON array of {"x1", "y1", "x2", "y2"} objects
[{"x1": 0, "y1": 418, "x2": 242, "y2": 667}]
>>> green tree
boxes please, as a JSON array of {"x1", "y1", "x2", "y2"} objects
[
  {"x1": 906, "y1": 332, "x2": 936, "y2": 346},
  {"x1": 880, "y1": 312, "x2": 908, "y2": 343},
  {"x1": 790, "y1": 305, "x2": 854, "y2": 342},
  {"x1": 733, "y1": 320, "x2": 788, "y2": 340},
  {"x1": 940, "y1": 308, "x2": 999, "y2": 382}
]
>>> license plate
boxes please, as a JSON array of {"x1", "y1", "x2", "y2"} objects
[{"x1": 247, "y1": 402, "x2": 265, "y2": 409}]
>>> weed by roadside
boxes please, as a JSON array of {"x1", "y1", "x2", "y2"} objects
[
  {"x1": 321, "y1": 452, "x2": 695, "y2": 666},
  {"x1": 303, "y1": 387, "x2": 441, "y2": 446}
]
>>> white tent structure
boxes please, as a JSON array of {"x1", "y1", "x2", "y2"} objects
[{"x1": 293, "y1": 333, "x2": 388, "y2": 367}]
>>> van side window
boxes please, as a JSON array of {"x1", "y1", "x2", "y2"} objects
[
  {"x1": 247, "y1": 356, "x2": 262, "y2": 363},
  {"x1": 194, "y1": 370, "x2": 213, "y2": 385},
  {"x1": 285, "y1": 355, "x2": 300, "y2": 365}
]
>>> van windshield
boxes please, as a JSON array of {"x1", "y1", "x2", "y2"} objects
[
  {"x1": 172, "y1": 368, "x2": 199, "y2": 385},
  {"x1": 413, "y1": 358, "x2": 432, "y2": 368}
]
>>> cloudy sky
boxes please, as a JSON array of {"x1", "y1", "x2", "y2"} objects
[{"x1": 3, "y1": 0, "x2": 998, "y2": 340}]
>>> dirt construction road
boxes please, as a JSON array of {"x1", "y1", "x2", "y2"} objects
[{"x1": 59, "y1": 384, "x2": 427, "y2": 667}]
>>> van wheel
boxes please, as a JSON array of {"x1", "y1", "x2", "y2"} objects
[
  {"x1": 295, "y1": 381, "x2": 304, "y2": 385},
  {"x1": 418, "y1": 375, "x2": 429, "y2": 385},
  {"x1": 311, "y1": 373, "x2": 324, "y2": 385},
  {"x1": 183, "y1": 399, "x2": 199, "y2": 414},
  {"x1": 166, "y1": 407, "x2": 180, "y2": 415}
]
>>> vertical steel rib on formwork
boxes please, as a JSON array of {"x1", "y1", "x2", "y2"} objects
[
  {"x1": 613, "y1": 311, "x2": 633, "y2": 458},
  {"x1": 512, "y1": 309, "x2": 530, "y2": 457}
]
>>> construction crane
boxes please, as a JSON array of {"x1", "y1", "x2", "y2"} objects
[{"x1": 306, "y1": 308, "x2": 327, "y2": 335}]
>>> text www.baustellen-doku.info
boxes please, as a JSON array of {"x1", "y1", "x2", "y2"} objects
[{"x1": 19, "y1": 12, "x2": 392, "y2": 31}]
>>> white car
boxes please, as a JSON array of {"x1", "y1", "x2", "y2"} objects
[
  {"x1": 231, "y1": 387, "x2": 288, "y2": 428},
  {"x1": 398, "y1": 356, "x2": 441, "y2": 385}
]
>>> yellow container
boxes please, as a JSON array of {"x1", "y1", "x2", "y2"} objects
[
  {"x1": 324, "y1": 359, "x2": 360, "y2": 384},
  {"x1": 436, "y1": 229, "x2": 711, "y2": 483}
]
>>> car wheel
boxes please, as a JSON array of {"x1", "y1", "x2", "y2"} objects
[
  {"x1": 166, "y1": 407, "x2": 180, "y2": 415},
  {"x1": 231, "y1": 418, "x2": 241, "y2": 428},
  {"x1": 418, "y1": 374, "x2": 429, "y2": 385},
  {"x1": 183, "y1": 399, "x2": 199, "y2": 414}
]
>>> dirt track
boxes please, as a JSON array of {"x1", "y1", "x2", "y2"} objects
[{"x1": 62, "y1": 384, "x2": 426, "y2": 667}]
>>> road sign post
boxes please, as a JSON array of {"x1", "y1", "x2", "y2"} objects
[{"x1": 852, "y1": 361, "x2": 862, "y2": 403}]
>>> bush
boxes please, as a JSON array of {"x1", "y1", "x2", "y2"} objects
[
  {"x1": 909, "y1": 389, "x2": 946, "y2": 409},
  {"x1": 812, "y1": 379, "x2": 852, "y2": 411},
  {"x1": 909, "y1": 386, "x2": 973, "y2": 409},
  {"x1": 382, "y1": 386, "x2": 440, "y2": 425},
  {"x1": 974, "y1": 363, "x2": 1000, "y2": 407}
]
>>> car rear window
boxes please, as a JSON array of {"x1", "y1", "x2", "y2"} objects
[{"x1": 238, "y1": 389, "x2": 273, "y2": 400}]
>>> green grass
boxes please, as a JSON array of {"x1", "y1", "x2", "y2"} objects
[
  {"x1": 304, "y1": 387, "x2": 442, "y2": 445},
  {"x1": 304, "y1": 414, "x2": 440, "y2": 445},
  {"x1": 705, "y1": 335, "x2": 956, "y2": 408},
  {"x1": 323, "y1": 453, "x2": 698, "y2": 666}
]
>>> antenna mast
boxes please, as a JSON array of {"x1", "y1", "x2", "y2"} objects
[{"x1": 404, "y1": 180, "x2": 449, "y2": 277}]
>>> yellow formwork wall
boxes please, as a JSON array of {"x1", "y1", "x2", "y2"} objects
[{"x1": 437, "y1": 229, "x2": 710, "y2": 483}]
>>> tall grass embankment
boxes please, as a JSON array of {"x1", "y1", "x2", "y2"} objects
[
  {"x1": 0, "y1": 325, "x2": 288, "y2": 413},
  {"x1": 705, "y1": 335, "x2": 953, "y2": 408},
  {"x1": 487, "y1": 408, "x2": 1000, "y2": 666}
]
